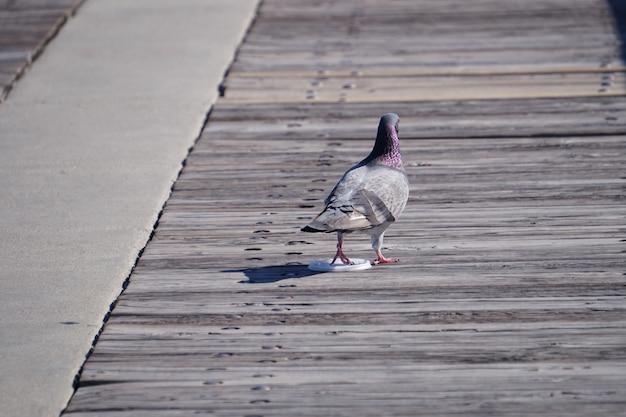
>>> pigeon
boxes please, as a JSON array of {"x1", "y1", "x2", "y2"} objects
[{"x1": 301, "y1": 113, "x2": 409, "y2": 265}]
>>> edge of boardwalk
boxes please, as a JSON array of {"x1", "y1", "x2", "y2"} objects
[{"x1": 0, "y1": 1, "x2": 259, "y2": 416}]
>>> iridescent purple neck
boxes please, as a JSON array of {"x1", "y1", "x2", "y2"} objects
[
  {"x1": 367, "y1": 118, "x2": 404, "y2": 170},
  {"x1": 376, "y1": 140, "x2": 403, "y2": 169}
]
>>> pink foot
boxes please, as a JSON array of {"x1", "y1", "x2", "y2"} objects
[
  {"x1": 373, "y1": 251, "x2": 400, "y2": 265},
  {"x1": 332, "y1": 248, "x2": 352, "y2": 265},
  {"x1": 332, "y1": 233, "x2": 353, "y2": 265}
]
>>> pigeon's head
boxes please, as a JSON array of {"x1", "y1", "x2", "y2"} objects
[
  {"x1": 379, "y1": 113, "x2": 400, "y2": 137},
  {"x1": 369, "y1": 113, "x2": 403, "y2": 169}
]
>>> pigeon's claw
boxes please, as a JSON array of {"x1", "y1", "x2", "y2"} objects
[
  {"x1": 373, "y1": 250, "x2": 400, "y2": 265},
  {"x1": 332, "y1": 247, "x2": 353, "y2": 265}
]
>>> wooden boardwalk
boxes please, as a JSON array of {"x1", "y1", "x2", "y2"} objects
[
  {"x1": 0, "y1": 0, "x2": 84, "y2": 102},
  {"x1": 65, "y1": 0, "x2": 626, "y2": 415}
]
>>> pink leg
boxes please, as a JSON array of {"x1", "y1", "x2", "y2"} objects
[
  {"x1": 373, "y1": 249, "x2": 400, "y2": 265},
  {"x1": 331, "y1": 233, "x2": 352, "y2": 265}
]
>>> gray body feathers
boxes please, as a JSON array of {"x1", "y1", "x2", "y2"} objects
[{"x1": 302, "y1": 162, "x2": 409, "y2": 235}]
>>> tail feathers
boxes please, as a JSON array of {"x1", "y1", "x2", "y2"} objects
[
  {"x1": 302, "y1": 202, "x2": 374, "y2": 233},
  {"x1": 301, "y1": 220, "x2": 332, "y2": 233}
]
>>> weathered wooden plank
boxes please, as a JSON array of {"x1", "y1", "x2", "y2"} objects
[
  {"x1": 231, "y1": 0, "x2": 621, "y2": 75},
  {"x1": 202, "y1": 99, "x2": 626, "y2": 139},
  {"x1": 68, "y1": 321, "x2": 626, "y2": 416},
  {"x1": 207, "y1": 96, "x2": 626, "y2": 121},
  {"x1": 220, "y1": 71, "x2": 626, "y2": 103}
]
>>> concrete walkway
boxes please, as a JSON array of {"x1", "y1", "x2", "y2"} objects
[{"x1": 0, "y1": 1, "x2": 257, "y2": 416}]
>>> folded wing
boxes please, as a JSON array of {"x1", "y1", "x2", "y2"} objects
[{"x1": 302, "y1": 164, "x2": 408, "y2": 233}]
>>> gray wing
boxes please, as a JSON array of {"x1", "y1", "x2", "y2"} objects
[{"x1": 305, "y1": 164, "x2": 409, "y2": 232}]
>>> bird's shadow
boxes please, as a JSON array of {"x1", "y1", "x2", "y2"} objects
[{"x1": 222, "y1": 264, "x2": 325, "y2": 284}]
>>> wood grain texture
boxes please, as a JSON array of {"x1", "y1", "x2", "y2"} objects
[
  {"x1": 64, "y1": 0, "x2": 626, "y2": 416},
  {"x1": 0, "y1": 0, "x2": 84, "y2": 102}
]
